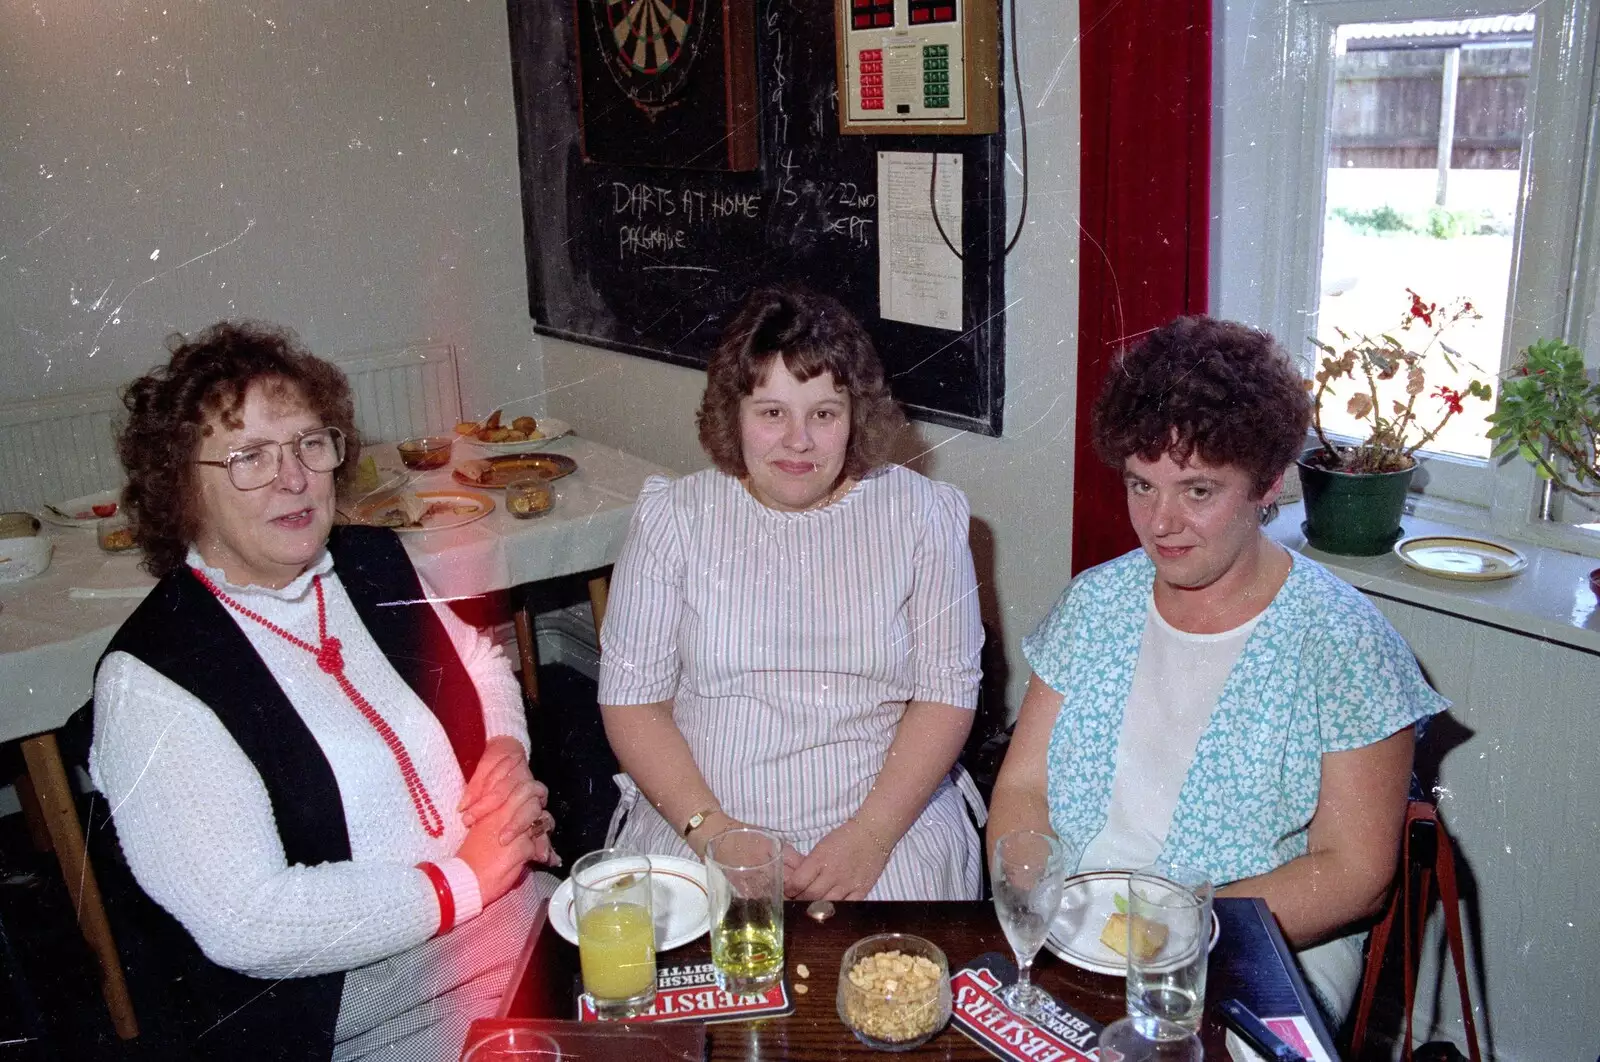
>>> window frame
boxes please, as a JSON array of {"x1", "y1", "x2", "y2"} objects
[{"x1": 1213, "y1": 0, "x2": 1600, "y2": 555}]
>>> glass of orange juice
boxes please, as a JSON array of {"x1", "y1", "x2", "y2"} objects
[{"x1": 572, "y1": 847, "x2": 656, "y2": 1019}]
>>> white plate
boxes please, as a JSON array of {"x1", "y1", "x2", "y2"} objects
[
  {"x1": 549, "y1": 855, "x2": 710, "y2": 952},
  {"x1": 1394, "y1": 534, "x2": 1527, "y2": 581},
  {"x1": 1044, "y1": 869, "x2": 1221, "y2": 977},
  {"x1": 38, "y1": 489, "x2": 122, "y2": 529},
  {"x1": 459, "y1": 417, "x2": 572, "y2": 453}
]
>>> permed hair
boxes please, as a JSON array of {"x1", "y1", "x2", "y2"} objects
[
  {"x1": 117, "y1": 320, "x2": 359, "y2": 577},
  {"x1": 1091, "y1": 316, "x2": 1311, "y2": 505},
  {"x1": 696, "y1": 285, "x2": 904, "y2": 480}
]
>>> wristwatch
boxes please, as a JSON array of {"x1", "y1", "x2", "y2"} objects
[{"x1": 682, "y1": 806, "x2": 719, "y2": 838}]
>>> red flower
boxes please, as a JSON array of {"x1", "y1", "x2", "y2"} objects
[
  {"x1": 1406, "y1": 289, "x2": 1435, "y2": 327},
  {"x1": 1432, "y1": 386, "x2": 1465, "y2": 415}
]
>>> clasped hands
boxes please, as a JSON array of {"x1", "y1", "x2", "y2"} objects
[
  {"x1": 455, "y1": 736, "x2": 559, "y2": 903},
  {"x1": 691, "y1": 811, "x2": 888, "y2": 902}
]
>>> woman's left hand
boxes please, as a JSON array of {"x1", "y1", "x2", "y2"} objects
[
  {"x1": 460, "y1": 736, "x2": 548, "y2": 836},
  {"x1": 786, "y1": 821, "x2": 890, "y2": 901}
]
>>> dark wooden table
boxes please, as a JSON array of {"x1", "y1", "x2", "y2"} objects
[{"x1": 499, "y1": 899, "x2": 1334, "y2": 1060}]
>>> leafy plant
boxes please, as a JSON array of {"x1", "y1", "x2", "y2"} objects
[
  {"x1": 1486, "y1": 338, "x2": 1600, "y2": 497},
  {"x1": 1308, "y1": 290, "x2": 1494, "y2": 474}
]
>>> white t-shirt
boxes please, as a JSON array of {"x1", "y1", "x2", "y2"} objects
[{"x1": 1078, "y1": 596, "x2": 1262, "y2": 872}]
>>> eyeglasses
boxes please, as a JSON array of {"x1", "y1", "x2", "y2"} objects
[{"x1": 195, "y1": 426, "x2": 347, "y2": 491}]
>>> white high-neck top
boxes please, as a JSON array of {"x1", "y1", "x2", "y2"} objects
[{"x1": 88, "y1": 547, "x2": 528, "y2": 979}]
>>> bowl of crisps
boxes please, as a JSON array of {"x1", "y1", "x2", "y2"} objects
[
  {"x1": 837, "y1": 934, "x2": 951, "y2": 1051},
  {"x1": 97, "y1": 515, "x2": 139, "y2": 554},
  {"x1": 397, "y1": 436, "x2": 454, "y2": 471}
]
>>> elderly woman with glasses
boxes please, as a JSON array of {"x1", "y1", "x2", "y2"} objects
[{"x1": 87, "y1": 321, "x2": 557, "y2": 1061}]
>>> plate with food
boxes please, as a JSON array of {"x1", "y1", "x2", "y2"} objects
[
  {"x1": 455, "y1": 410, "x2": 572, "y2": 453},
  {"x1": 344, "y1": 489, "x2": 494, "y2": 532},
  {"x1": 1044, "y1": 869, "x2": 1220, "y2": 977},
  {"x1": 547, "y1": 855, "x2": 710, "y2": 952},
  {"x1": 39, "y1": 489, "x2": 123, "y2": 529},
  {"x1": 452, "y1": 453, "x2": 577, "y2": 489}
]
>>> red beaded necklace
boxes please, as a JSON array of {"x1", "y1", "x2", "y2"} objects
[{"x1": 192, "y1": 568, "x2": 446, "y2": 838}]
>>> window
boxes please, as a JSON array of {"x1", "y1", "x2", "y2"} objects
[
  {"x1": 1313, "y1": 20, "x2": 1530, "y2": 463},
  {"x1": 1214, "y1": 0, "x2": 1600, "y2": 553}
]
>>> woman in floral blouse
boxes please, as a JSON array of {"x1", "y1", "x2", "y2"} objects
[{"x1": 988, "y1": 316, "x2": 1447, "y2": 1021}]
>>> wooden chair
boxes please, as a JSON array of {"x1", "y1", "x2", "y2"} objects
[{"x1": 1349, "y1": 800, "x2": 1483, "y2": 1062}]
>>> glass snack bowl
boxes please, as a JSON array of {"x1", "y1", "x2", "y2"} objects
[
  {"x1": 836, "y1": 933, "x2": 951, "y2": 1051},
  {"x1": 397, "y1": 435, "x2": 454, "y2": 471}
]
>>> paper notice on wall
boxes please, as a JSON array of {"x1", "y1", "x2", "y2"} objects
[{"x1": 877, "y1": 151, "x2": 963, "y2": 332}]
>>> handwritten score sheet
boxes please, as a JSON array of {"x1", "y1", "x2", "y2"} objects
[{"x1": 877, "y1": 151, "x2": 964, "y2": 332}]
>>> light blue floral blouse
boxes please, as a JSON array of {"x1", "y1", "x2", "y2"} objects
[{"x1": 1022, "y1": 549, "x2": 1448, "y2": 885}]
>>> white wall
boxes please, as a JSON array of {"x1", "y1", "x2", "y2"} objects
[
  {"x1": 0, "y1": 0, "x2": 539, "y2": 415},
  {"x1": 541, "y1": 1, "x2": 1083, "y2": 714}
]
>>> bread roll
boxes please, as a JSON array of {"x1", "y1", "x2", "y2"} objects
[{"x1": 1100, "y1": 912, "x2": 1168, "y2": 961}]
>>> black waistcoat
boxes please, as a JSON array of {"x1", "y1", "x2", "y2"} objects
[{"x1": 89, "y1": 525, "x2": 485, "y2": 1060}]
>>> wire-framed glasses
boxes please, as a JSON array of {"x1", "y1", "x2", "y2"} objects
[{"x1": 195, "y1": 426, "x2": 347, "y2": 491}]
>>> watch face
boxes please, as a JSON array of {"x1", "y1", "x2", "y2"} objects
[{"x1": 592, "y1": 0, "x2": 703, "y2": 108}]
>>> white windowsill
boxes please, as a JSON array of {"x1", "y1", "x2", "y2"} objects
[{"x1": 1267, "y1": 501, "x2": 1600, "y2": 656}]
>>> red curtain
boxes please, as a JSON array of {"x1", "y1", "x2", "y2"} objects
[{"x1": 1071, "y1": 0, "x2": 1213, "y2": 575}]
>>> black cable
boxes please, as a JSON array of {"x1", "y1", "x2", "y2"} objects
[
  {"x1": 1002, "y1": 0, "x2": 1028, "y2": 254},
  {"x1": 927, "y1": 0, "x2": 1030, "y2": 259}
]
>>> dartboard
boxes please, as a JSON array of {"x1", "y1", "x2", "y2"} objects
[{"x1": 593, "y1": 0, "x2": 702, "y2": 107}]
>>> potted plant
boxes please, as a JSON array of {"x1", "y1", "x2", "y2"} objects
[
  {"x1": 1300, "y1": 291, "x2": 1493, "y2": 555},
  {"x1": 1487, "y1": 337, "x2": 1600, "y2": 596},
  {"x1": 1486, "y1": 337, "x2": 1600, "y2": 496}
]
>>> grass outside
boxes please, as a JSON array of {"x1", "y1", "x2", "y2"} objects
[{"x1": 1310, "y1": 168, "x2": 1519, "y2": 460}]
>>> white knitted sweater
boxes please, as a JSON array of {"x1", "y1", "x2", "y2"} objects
[{"x1": 88, "y1": 548, "x2": 528, "y2": 980}]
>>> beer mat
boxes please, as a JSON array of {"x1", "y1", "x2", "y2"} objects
[
  {"x1": 576, "y1": 959, "x2": 794, "y2": 1024},
  {"x1": 1226, "y1": 1016, "x2": 1337, "y2": 1062},
  {"x1": 950, "y1": 952, "x2": 1103, "y2": 1062},
  {"x1": 460, "y1": 1018, "x2": 704, "y2": 1060}
]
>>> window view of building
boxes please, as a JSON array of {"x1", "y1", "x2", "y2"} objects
[{"x1": 1313, "y1": 16, "x2": 1532, "y2": 460}]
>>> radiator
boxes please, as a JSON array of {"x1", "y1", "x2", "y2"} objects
[
  {"x1": 333, "y1": 343, "x2": 462, "y2": 445},
  {"x1": 0, "y1": 389, "x2": 125, "y2": 515}
]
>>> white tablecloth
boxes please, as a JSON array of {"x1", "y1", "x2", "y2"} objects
[{"x1": 0, "y1": 436, "x2": 667, "y2": 744}]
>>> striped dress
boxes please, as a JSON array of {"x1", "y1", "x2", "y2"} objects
[{"x1": 598, "y1": 465, "x2": 986, "y2": 900}]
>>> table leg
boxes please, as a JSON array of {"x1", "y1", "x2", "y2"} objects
[
  {"x1": 18, "y1": 733, "x2": 139, "y2": 1040},
  {"x1": 14, "y1": 770, "x2": 53, "y2": 852},
  {"x1": 586, "y1": 573, "x2": 610, "y2": 639},
  {"x1": 512, "y1": 606, "x2": 542, "y2": 709}
]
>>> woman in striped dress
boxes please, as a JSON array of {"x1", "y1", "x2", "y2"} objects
[{"x1": 598, "y1": 285, "x2": 985, "y2": 901}]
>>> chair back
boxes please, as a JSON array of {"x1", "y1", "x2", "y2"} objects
[{"x1": 1350, "y1": 800, "x2": 1483, "y2": 1062}]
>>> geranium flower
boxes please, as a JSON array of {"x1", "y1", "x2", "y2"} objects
[{"x1": 1432, "y1": 386, "x2": 1466, "y2": 415}]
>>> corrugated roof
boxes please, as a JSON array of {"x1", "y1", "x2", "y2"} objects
[{"x1": 1337, "y1": 14, "x2": 1537, "y2": 48}]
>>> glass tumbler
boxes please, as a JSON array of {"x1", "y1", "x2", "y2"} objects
[
  {"x1": 572, "y1": 847, "x2": 656, "y2": 1019},
  {"x1": 1125, "y1": 864, "x2": 1214, "y2": 1038},
  {"x1": 704, "y1": 828, "x2": 785, "y2": 996},
  {"x1": 505, "y1": 475, "x2": 553, "y2": 519}
]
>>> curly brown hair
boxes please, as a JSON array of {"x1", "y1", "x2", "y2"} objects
[
  {"x1": 697, "y1": 285, "x2": 904, "y2": 479},
  {"x1": 1091, "y1": 316, "x2": 1311, "y2": 505},
  {"x1": 117, "y1": 320, "x2": 360, "y2": 577}
]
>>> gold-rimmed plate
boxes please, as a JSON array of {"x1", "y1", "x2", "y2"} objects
[
  {"x1": 1394, "y1": 535, "x2": 1527, "y2": 581},
  {"x1": 452, "y1": 453, "x2": 576, "y2": 489},
  {"x1": 345, "y1": 489, "x2": 494, "y2": 532}
]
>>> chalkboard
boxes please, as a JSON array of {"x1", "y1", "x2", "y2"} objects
[{"x1": 506, "y1": 0, "x2": 1008, "y2": 436}]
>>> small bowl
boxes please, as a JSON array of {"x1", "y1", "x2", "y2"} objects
[
  {"x1": 0, "y1": 511, "x2": 40, "y2": 538},
  {"x1": 397, "y1": 435, "x2": 454, "y2": 471},
  {"x1": 505, "y1": 475, "x2": 554, "y2": 519},
  {"x1": 837, "y1": 933, "x2": 951, "y2": 1051},
  {"x1": 0, "y1": 535, "x2": 54, "y2": 582},
  {"x1": 97, "y1": 515, "x2": 138, "y2": 554}
]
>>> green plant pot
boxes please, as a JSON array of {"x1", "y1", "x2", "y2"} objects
[{"x1": 1297, "y1": 449, "x2": 1416, "y2": 556}]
